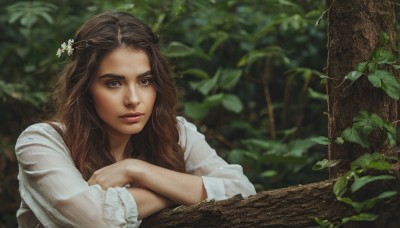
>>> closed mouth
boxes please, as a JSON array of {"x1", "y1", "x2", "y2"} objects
[{"x1": 120, "y1": 113, "x2": 143, "y2": 118}]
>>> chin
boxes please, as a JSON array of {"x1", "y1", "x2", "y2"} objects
[{"x1": 122, "y1": 127, "x2": 145, "y2": 135}]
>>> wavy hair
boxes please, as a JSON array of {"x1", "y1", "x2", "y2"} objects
[{"x1": 50, "y1": 11, "x2": 185, "y2": 180}]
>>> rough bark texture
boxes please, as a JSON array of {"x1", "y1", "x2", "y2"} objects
[
  {"x1": 326, "y1": 0, "x2": 398, "y2": 178},
  {"x1": 142, "y1": 179, "x2": 400, "y2": 227}
]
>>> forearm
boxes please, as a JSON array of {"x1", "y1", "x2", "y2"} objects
[
  {"x1": 132, "y1": 161, "x2": 207, "y2": 205},
  {"x1": 127, "y1": 187, "x2": 173, "y2": 220}
]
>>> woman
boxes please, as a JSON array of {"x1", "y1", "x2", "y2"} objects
[{"x1": 15, "y1": 11, "x2": 255, "y2": 227}]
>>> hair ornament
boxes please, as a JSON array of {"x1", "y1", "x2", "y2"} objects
[{"x1": 56, "y1": 39, "x2": 74, "y2": 58}]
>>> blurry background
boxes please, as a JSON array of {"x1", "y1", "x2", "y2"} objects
[{"x1": 1, "y1": 0, "x2": 333, "y2": 226}]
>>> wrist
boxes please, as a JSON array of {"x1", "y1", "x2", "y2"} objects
[{"x1": 126, "y1": 159, "x2": 147, "y2": 184}]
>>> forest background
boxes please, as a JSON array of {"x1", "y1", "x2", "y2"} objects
[{"x1": 0, "y1": 0, "x2": 398, "y2": 227}]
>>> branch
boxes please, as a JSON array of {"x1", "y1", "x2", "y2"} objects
[{"x1": 142, "y1": 180, "x2": 345, "y2": 227}]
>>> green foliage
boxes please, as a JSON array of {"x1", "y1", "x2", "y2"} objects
[
  {"x1": 317, "y1": 152, "x2": 398, "y2": 227},
  {"x1": 341, "y1": 110, "x2": 396, "y2": 148},
  {"x1": 314, "y1": 110, "x2": 399, "y2": 227},
  {"x1": 6, "y1": 2, "x2": 57, "y2": 27},
  {"x1": 343, "y1": 33, "x2": 400, "y2": 100},
  {"x1": 312, "y1": 158, "x2": 340, "y2": 171},
  {"x1": 334, "y1": 153, "x2": 397, "y2": 220}
]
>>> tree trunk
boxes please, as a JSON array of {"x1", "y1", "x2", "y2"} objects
[
  {"x1": 142, "y1": 179, "x2": 400, "y2": 227},
  {"x1": 326, "y1": 0, "x2": 398, "y2": 178}
]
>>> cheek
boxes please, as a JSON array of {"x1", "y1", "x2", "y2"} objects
[
  {"x1": 149, "y1": 89, "x2": 157, "y2": 107},
  {"x1": 92, "y1": 92, "x2": 114, "y2": 114}
]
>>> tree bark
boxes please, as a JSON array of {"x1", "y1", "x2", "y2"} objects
[
  {"x1": 142, "y1": 179, "x2": 400, "y2": 227},
  {"x1": 326, "y1": 0, "x2": 398, "y2": 178}
]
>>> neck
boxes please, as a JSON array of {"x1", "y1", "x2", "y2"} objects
[{"x1": 108, "y1": 133, "x2": 131, "y2": 161}]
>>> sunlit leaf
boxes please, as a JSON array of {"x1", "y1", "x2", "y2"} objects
[
  {"x1": 312, "y1": 159, "x2": 340, "y2": 171},
  {"x1": 222, "y1": 94, "x2": 243, "y2": 113},
  {"x1": 344, "y1": 71, "x2": 363, "y2": 81},
  {"x1": 334, "y1": 171, "x2": 353, "y2": 197},
  {"x1": 311, "y1": 136, "x2": 330, "y2": 145},
  {"x1": 342, "y1": 213, "x2": 378, "y2": 224},
  {"x1": 163, "y1": 42, "x2": 195, "y2": 57},
  {"x1": 351, "y1": 175, "x2": 395, "y2": 193}
]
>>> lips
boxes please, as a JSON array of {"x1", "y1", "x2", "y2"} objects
[{"x1": 119, "y1": 112, "x2": 144, "y2": 123}]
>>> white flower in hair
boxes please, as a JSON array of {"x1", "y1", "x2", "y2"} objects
[{"x1": 56, "y1": 39, "x2": 74, "y2": 58}]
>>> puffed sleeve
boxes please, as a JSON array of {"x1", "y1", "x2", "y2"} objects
[
  {"x1": 177, "y1": 117, "x2": 256, "y2": 201},
  {"x1": 16, "y1": 123, "x2": 140, "y2": 227}
]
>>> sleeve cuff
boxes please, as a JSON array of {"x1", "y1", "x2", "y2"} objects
[
  {"x1": 118, "y1": 187, "x2": 142, "y2": 227},
  {"x1": 201, "y1": 176, "x2": 226, "y2": 201},
  {"x1": 104, "y1": 187, "x2": 141, "y2": 227}
]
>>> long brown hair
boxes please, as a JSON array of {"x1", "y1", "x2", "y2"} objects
[{"x1": 50, "y1": 11, "x2": 185, "y2": 180}]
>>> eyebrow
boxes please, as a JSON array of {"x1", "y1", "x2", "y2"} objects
[{"x1": 98, "y1": 70, "x2": 152, "y2": 79}]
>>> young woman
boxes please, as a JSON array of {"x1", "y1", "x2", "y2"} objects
[{"x1": 15, "y1": 11, "x2": 255, "y2": 227}]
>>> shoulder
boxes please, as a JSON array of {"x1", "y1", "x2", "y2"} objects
[
  {"x1": 177, "y1": 116, "x2": 198, "y2": 132},
  {"x1": 16, "y1": 122, "x2": 65, "y2": 149},
  {"x1": 176, "y1": 116, "x2": 205, "y2": 148},
  {"x1": 18, "y1": 122, "x2": 62, "y2": 138}
]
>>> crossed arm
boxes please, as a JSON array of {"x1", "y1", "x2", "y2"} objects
[{"x1": 87, "y1": 158, "x2": 207, "y2": 219}]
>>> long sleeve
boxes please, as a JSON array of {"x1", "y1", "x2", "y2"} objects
[
  {"x1": 16, "y1": 123, "x2": 140, "y2": 228},
  {"x1": 177, "y1": 117, "x2": 256, "y2": 200}
]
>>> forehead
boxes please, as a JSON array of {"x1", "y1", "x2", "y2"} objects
[{"x1": 96, "y1": 47, "x2": 150, "y2": 76}]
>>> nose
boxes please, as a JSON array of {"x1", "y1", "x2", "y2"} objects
[{"x1": 124, "y1": 85, "x2": 140, "y2": 107}]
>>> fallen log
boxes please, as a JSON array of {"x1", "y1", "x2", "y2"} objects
[
  {"x1": 142, "y1": 180, "x2": 343, "y2": 227},
  {"x1": 142, "y1": 179, "x2": 400, "y2": 227}
]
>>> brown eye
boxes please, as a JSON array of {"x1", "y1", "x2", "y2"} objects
[
  {"x1": 139, "y1": 77, "x2": 153, "y2": 86},
  {"x1": 106, "y1": 80, "x2": 121, "y2": 88}
]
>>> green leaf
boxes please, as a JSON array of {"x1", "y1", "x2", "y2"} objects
[
  {"x1": 368, "y1": 62, "x2": 378, "y2": 72},
  {"x1": 372, "y1": 48, "x2": 396, "y2": 64},
  {"x1": 183, "y1": 102, "x2": 208, "y2": 120},
  {"x1": 314, "y1": 218, "x2": 335, "y2": 227},
  {"x1": 376, "y1": 190, "x2": 397, "y2": 199},
  {"x1": 334, "y1": 137, "x2": 344, "y2": 144},
  {"x1": 311, "y1": 136, "x2": 330, "y2": 145},
  {"x1": 378, "y1": 32, "x2": 390, "y2": 44},
  {"x1": 351, "y1": 152, "x2": 392, "y2": 171},
  {"x1": 228, "y1": 149, "x2": 259, "y2": 163},
  {"x1": 203, "y1": 93, "x2": 224, "y2": 108},
  {"x1": 220, "y1": 69, "x2": 242, "y2": 89},
  {"x1": 209, "y1": 31, "x2": 229, "y2": 55},
  {"x1": 163, "y1": 42, "x2": 195, "y2": 57},
  {"x1": 190, "y1": 69, "x2": 220, "y2": 95},
  {"x1": 334, "y1": 171, "x2": 353, "y2": 197},
  {"x1": 182, "y1": 68, "x2": 210, "y2": 79},
  {"x1": 241, "y1": 139, "x2": 278, "y2": 150},
  {"x1": 368, "y1": 70, "x2": 400, "y2": 99},
  {"x1": 237, "y1": 46, "x2": 285, "y2": 67},
  {"x1": 341, "y1": 127, "x2": 370, "y2": 148},
  {"x1": 342, "y1": 213, "x2": 378, "y2": 224},
  {"x1": 260, "y1": 170, "x2": 277, "y2": 177},
  {"x1": 356, "y1": 62, "x2": 368, "y2": 73},
  {"x1": 222, "y1": 94, "x2": 243, "y2": 113},
  {"x1": 308, "y1": 88, "x2": 327, "y2": 101},
  {"x1": 344, "y1": 71, "x2": 363, "y2": 81},
  {"x1": 351, "y1": 175, "x2": 395, "y2": 193},
  {"x1": 312, "y1": 159, "x2": 340, "y2": 171},
  {"x1": 337, "y1": 196, "x2": 353, "y2": 205}
]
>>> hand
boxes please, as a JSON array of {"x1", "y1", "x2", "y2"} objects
[{"x1": 87, "y1": 158, "x2": 139, "y2": 190}]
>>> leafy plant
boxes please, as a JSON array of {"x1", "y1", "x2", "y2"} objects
[
  {"x1": 316, "y1": 153, "x2": 397, "y2": 227},
  {"x1": 343, "y1": 33, "x2": 400, "y2": 99}
]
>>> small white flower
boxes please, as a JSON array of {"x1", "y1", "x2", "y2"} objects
[
  {"x1": 56, "y1": 39, "x2": 74, "y2": 58},
  {"x1": 56, "y1": 49, "x2": 62, "y2": 58}
]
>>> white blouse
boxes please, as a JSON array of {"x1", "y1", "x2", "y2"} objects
[{"x1": 16, "y1": 117, "x2": 256, "y2": 227}]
